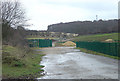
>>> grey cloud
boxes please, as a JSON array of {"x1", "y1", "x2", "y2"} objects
[{"x1": 39, "y1": 0, "x2": 118, "y2": 12}]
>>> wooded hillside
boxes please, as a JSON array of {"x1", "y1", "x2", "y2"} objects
[{"x1": 47, "y1": 19, "x2": 118, "y2": 35}]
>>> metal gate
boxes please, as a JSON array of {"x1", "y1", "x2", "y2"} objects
[{"x1": 28, "y1": 39, "x2": 52, "y2": 47}]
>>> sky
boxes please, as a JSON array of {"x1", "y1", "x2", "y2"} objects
[{"x1": 20, "y1": 0, "x2": 119, "y2": 30}]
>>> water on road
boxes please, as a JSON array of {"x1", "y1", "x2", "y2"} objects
[{"x1": 37, "y1": 47, "x2": 118, "y2": 79}]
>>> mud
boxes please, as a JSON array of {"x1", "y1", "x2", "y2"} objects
[{"x1": 37, "y1": 47, "x2": 118, "y2": 79}]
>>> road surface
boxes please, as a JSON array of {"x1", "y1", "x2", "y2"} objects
[{"x1": 37, "y1": 47, "x2": 118, "y2": 79}]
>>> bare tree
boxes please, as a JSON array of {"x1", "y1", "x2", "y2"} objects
[{"x1": 1, "y1": 0, "x2": 27, "y2": 28}]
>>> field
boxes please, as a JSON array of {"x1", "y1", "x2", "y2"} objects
[
  {"x1": 26, "y1": 36, "x2": 58, "y2": 40},
  {"x1": 72, "y1": 33, "x2": 118, "y2": 42}
]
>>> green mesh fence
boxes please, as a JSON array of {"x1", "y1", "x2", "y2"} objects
[
  {"x1": 76, "y1": 41, "x2": 120, "y2": 57},
  {"x1": 28, "y1": 39, "x2": 52, "y2": 47}
]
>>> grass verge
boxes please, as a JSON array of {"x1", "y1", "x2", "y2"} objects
[
  {"x1": 2, "y1": 45, "x2": 45, "y2": 79},
  {"x1": 76, "y1": 47, "x2": 120, "y2": 60}
]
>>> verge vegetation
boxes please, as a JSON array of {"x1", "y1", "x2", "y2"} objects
[
  {"x1": 2, "y1": 45, "x2": 44, "y2": 79},
  {"x1": 1, "y1": 0, "x2": 45, "y2": 79}
]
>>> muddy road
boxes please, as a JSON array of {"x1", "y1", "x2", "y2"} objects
[{"x1": 37, "y1": 47, "x2": 118, "y2": 79}]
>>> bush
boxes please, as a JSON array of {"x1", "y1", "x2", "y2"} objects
[{"x1": 2, "y1": 23, "x2": 28, "y2": 48}]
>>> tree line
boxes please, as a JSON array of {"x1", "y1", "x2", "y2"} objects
[
  {"x1": 47, "y1": 19, "x2": 118, "y2": 35},
  {"x1": 1, "y1": 0, "x2": 28, "y2": 48}
]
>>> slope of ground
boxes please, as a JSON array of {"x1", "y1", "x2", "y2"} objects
[
  {"x1": 72, "y1": 33, "x2": 118, "y2": 42},
  {"x1": 2, "y1": 45, "x2": 44, "y2": 79}
]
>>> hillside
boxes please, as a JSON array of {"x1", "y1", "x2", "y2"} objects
[
  {"x1": 47, "y1": 19, "x2": 118, "y2": 35},
  {"x1": 72, "y1": 33, "x2": 118, "y2": 42}
]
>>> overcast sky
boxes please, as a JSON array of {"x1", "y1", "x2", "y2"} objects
[{"x1": 20, "y1": 0, "x2": 119, "y2": 30}]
